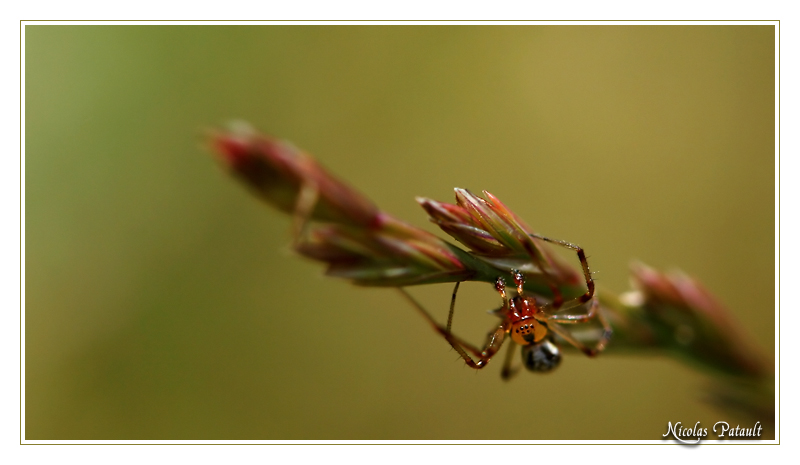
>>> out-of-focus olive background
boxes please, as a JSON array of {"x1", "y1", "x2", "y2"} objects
[{"x1": 26, "y1": 26, "x2": 774, "y2": 440}]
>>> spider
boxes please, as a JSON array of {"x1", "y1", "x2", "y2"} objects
[
  {"x1": 399, "y1": 233, "x2": 612, "y2": 379},
  {"x1": 261, "y1": 155, "x2": 610, "y2": 377}
]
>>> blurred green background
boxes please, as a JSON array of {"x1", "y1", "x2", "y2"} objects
[{"x1": 25, "y1": 25, "x2": 775, "y2": 440}]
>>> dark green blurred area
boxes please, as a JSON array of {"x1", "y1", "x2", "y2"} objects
[{"x1": 25, "y1": 25, "x2": 775, "y2": 440}]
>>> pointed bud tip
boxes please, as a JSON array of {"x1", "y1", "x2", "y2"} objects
[
  {"x1": 211, "y1": 134, "x2": 251, "y2": 168},
  {"x1": 208, "y1": 121, "x2": 264, "y2": 168},
  {"x1": 453, "y1": 187, "x2": 470, "y2": 198}
]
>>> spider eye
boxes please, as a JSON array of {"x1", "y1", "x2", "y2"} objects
[{"x1": 521, "y1": 339, "x2": 562, "y2": 373}]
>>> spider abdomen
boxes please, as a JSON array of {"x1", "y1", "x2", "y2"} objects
[{"x1": 522, "y1": 339, "x2": 562, "y2": 373}]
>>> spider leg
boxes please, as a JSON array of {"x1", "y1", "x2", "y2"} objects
[
  {"x1": 398, "y1": 284, "x2": 509, "y2": 369},
  {"x1": 444, "y1": 282, "x2": 509, "y2": 368},
  {"x1": 397, "y1": 286, "x2": 483, "y2": 358},
  {"x1": 522, "y1": 237, "x2": 564, "y2": 308},
  {"x1": 528, "y1": 233, "x2": 595, "y2": 310},
  {"x1": 500, "y1": 340, "x2": 521, "y2": 381},
  {"x1": 535, "y1": 298, "x2": 612, "y2": 356},
  {"x1": 495, "y1": 276, "x2": 509, "y2": 307},
  {"x1": 539, "y1": 298, "x2": 590, "y2": 315},
  {"x1": 544, "y1": 294, "x2": 601, "y2": 323}
]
